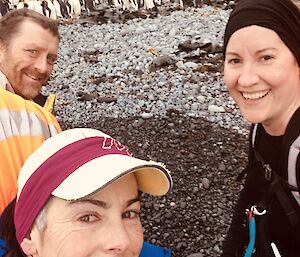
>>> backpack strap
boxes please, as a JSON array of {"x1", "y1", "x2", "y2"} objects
[
  {"x1": 251, "y1": 124, "x2": 273, "y2": 181},
  {"x1": 271, "y1": 172, "x2": 299, "y2": 225},
  {"x1": 254, "y1": 147, "x2": 299, "y2": 225},
  {"x1": 237, "y1": 124, "x2": 258, "y2": 181},
  {"x1": 252, "y1": 122, "x2": 300, "y2": 225},
  {"x1": 280, "y1": 107, "x2": 300, "y2": 204}
]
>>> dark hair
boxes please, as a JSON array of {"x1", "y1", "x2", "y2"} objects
[
  {"x1": 0, "y1": 199, "x2": 25, "y2": 257},
  {"x1": 1, "y1": 196, "x2": 55, "y2": 257},
  {"x1": 0, "y1": 9, "x2": 60, "y2": 46}
]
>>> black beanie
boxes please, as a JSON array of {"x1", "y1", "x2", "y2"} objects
[{"x1": 223, "y1": 0, "x2": 300, "y2": 65}]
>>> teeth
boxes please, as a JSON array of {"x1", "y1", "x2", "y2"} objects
[
  {"x1": 242, "y1": 90, "x2": 269, "y2": 100},
  {"x1": 25, "y1": 73, "x2": 40, "y2": 81}
]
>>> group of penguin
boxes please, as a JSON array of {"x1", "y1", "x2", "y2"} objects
[
  {"x1": 0, "y1": 0, "x2": 166, "y2": 19},
  {"x1": 0, "y1": 0, "x2": 89, "y2": 18}
]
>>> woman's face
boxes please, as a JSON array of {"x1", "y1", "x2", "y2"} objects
[
  {"x1": 23, "y1": 173, "x2": 144, "y2": 257},
  {"x1": 224, "y1": 25, "x2": 300, "y2": 135}
]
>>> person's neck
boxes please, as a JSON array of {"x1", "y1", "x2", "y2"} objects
[
  {"x1": 262, "y1": 104, "x2": 300, "y2": 136},
  {"x1": 263, "y1": 123, "x2": 286, "y2": 136}
]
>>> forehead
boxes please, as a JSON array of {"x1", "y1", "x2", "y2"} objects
[
  {"x1": 49, "y1": 174, "x2": 139, "y2": 212},
  {"x1": 9, "y1": 19, "x2": 59, "y2": 51},
  {"x1": 227, "y1": 25, "x2": 282, "y2": 48}
]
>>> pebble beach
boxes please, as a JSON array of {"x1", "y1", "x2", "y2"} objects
[{"x1": 44, "y1": 2, "x2": 250, "y2": 256}]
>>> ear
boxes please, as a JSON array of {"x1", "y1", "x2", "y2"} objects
[
  {"x1": 20, "y1": 238, "x2": 38, "y2": 256},
  {"x1": 20, "y1": 225, "x2": 41, "y2": 256}
]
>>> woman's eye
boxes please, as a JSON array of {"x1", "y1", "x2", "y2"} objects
[
  {"x1": 225, "y1": 57, "x2": 240, "y2": 65},
  {"x1": 123, "y1": 210, "x2": 140, "y2": 219},
  {"x1": 229, "y1": 58, "x2": 240, "y2": 64},
  {"x1": 79, "y1": 214, "x2": 98, "y2": 223},
  {"x1": 262, "y1": 55, "x2": 273, "y2": 61}
]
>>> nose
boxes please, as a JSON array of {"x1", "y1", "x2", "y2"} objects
[
  {"x1": 237, "y1": 62, "x2": 259, "y2": 87},
  {"x1": 34, "y1": 55, "x2": 49, "y2": 74},
  {"x1": 103, "y1": 221, "x2": 131, "y2": 253}
]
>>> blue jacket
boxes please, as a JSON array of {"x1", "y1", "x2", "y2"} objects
[
  {"x1": 140, "y1": 241, "x2": 172, "y2": 257},
  {"x1": 0, "y1": 239, "x2": 5, "y2": 257}
]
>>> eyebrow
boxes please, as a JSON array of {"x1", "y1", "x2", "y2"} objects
[
  {"x1": 68, "y1": 199, "x2": 108, "y2": 208},
  {"x1": 68, "y1": 196, "x2": 141, "y2": 209},
  {"x1": 224, "y1": 52, "x2": 238, "y2": 58},
  {"x1": 23, "y1": 43, "x2": 44, "y2": 51},
  {"x1": 127, "y1": 197, "x2": 141, "y2": 207},
  {"x1": 226, "y1": 47, "x2": 277, "y2": 56}
]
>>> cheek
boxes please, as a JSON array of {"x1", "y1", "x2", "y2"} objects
[
  {"x1": 265, "y1": 56, "x2": 299, "y2": 88},
  {"x1": 130, "y1": 224, "x2": 144, "y2": 254},
  {"x1": 63, "y1": 236, "x2": 92, "y2": 256},
  {"x1": 126, "y1": 220, "x2": 143, "y2": 246},
  {"x1": 223, "y1": 66, "x2": 237, "y2": 90},
  {"x1": 260, "y1": 68, "x2": 291, "y2": 91},
  {"x1": 0, "y1": 50, "x2": 5, "y2": 64},
  {"x1": 43, "y1": 65, "x2": 54, "y2": 80},
  {"x1": 47, "y1": 64, "x2": 54, "y2": 73},
  {"x1": 41, "y1": 225, "x2": 88, "y2": 256}
]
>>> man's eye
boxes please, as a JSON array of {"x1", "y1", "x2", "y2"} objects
[
  {"x1": 47, "y1": 56, "x2": 56, "y2": 65},
  {"x1": 79, "y1": 214, "x2": 98, "y2": 223},
  {"x1": 123, "y1": 210, "x2": 140, "y2": 219},
  {"x1": 27, "y1": 49, "x2": 38, "y2": 54}
]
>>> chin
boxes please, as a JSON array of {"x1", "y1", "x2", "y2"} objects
[{"x1": 240, "y1": 111, "x2": 265, "y2": 124}]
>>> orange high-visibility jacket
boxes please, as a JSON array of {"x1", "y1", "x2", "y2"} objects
[{"x1": 0, "y1": 87, "x2": 61, "y2": 213}]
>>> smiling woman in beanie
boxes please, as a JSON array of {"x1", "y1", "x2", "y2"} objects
[
  {"x1": 222, "y1": 0, "x2": 300, "y2": 256},
  {"x1": 0, "y1": 128, "x2": 173, "y2": 257}
]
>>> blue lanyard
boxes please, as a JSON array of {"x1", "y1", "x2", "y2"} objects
[
  {"x1": 243, "y1": 211, "x2": 256, "y2": 257},
  {"x1": 243, "y1": 206, "x2": 267, "y2": 257}
]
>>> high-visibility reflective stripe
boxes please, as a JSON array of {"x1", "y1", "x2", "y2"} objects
[
  {"x1": 252, "y1": 124, "x2": 258, "y2": 147},
  {"x1": 1, "y1": 135, "x2": 56, "y2": 213},
  {"x1": 0, "y1": 109, "x2": 58, "y2": 141},
  {"x1": 43, "y1": 94, "x2": 56, "y2": 113},
  {"x1": 0, "y1": 86, "x2": 61, "y2": 213},
  {"x1": 288, "y1": 135, "x2": 300, "y2": 205}
]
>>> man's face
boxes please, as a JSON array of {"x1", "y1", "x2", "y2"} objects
[
  {"x1": 0, "y1": 19, "x2": 59, "y2": 99},
  {"x1": 24, "y1": 173, "x2": 144, "y2": 257}
]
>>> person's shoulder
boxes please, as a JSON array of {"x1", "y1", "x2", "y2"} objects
[
  {"x1": 33, "y1": 93, "x2": 56, "y2": 113},
  {"x1": 140, "y1": 241, "x2": 172, "y2": 257},
  {"x1": 0, "y1": 87, "x2": 61, "y2": 131},
  {"x1": 0, "y1": 239, "x2": 6, "y2": 257},
  {"x1": 0, "y1": 87, "x2": 51, "y2": 114}
]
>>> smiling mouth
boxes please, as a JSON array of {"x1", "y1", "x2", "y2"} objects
[
  {"x1": 25, "y1": 72, "x2": 43, "y2": 81},
  {"x1": 241, "y1": 90, "x2": 270, "y2": 100}
]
